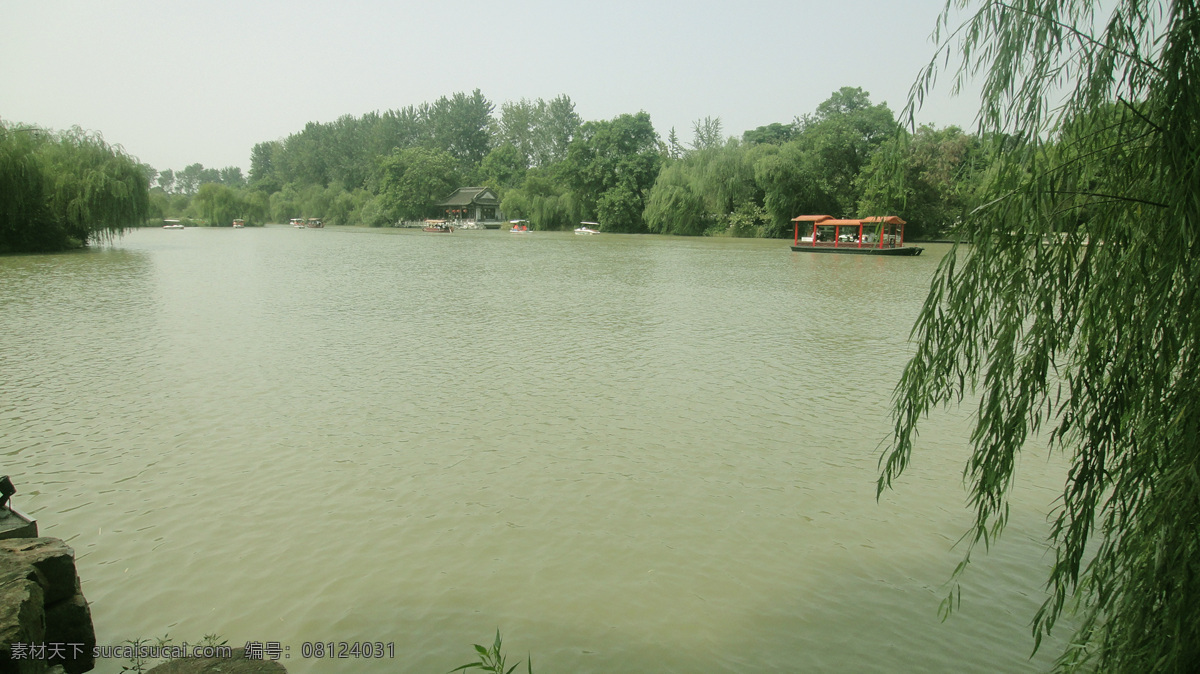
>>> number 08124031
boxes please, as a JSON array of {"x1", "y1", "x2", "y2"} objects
[{"x1": 300, "y1": 642, "x2": 395, "y2": 658}]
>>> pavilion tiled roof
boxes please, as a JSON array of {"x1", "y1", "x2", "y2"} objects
[{"x1": 438, "y1": 187, "x2": 499, "y2": 207}]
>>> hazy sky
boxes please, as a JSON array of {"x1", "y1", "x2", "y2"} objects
[{"x1": 2, "y1": 0, "x2": 981, "y2": 173}]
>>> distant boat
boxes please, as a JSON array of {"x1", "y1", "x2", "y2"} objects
[
  {"x1": 789, "y1": 215, "x2": 924, "y2": 256},
  {"x1": 163, "y1": 220, "x2": 184, "y2": 229},
  {"x1": 575, "y1": 222, "x2": 600, "y2": 235},
  {"x1": 305, "y1": 218, "x2": 324, "y2": 228},
  {"x1": 290, "y1": 218, "x2": 305, "y2": 228},
  {"x1": 423, "y1": 220, "x2": 453, "y2": 233},
  {"x1": 509, "y1": 220, "x2": 529, "y2": 233},
  {"x1": 232, "y1": 219, "x2": 245, "y2": 228}
]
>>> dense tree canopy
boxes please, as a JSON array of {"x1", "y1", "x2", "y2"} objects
[
  {"x1": 1, "y1": 124, "x2": 148, "y2": 253},
  {"x1": 144, "y1": 87, "x2": 982, "y2": 236},
  {"x1": 563, "y1": 111, "x2": 661, "y2": 232},
  {"x1": 880, "y1": 1, "x2": 1200, "y2": 671}
]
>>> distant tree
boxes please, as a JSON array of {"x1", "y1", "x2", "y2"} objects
[
  {"x1": 219, "y1": 166, "x2": 246, "y2": 188},
  {"x1": 742, "y1": 122, "x2": 796, "y2": 146},
  {"x1": 536, "y1": 94, "x2": 582, "y2": 166},
  {"x1": 249, "y1": 141, "x2": 282, "y2": 193},
  {"x1": 156, "y1": 168, "x2": 175, "y2": 193},
  {"x1": 193, "y1": 182, "x2": 241, "y2": 226},
  {"x1": 564, "y1": 111, "x2": 660, "y2": 231},
  {"x1": 140, "y1": 163, "x2": 158, "y2": 189},
  {"x1": 494, "y1": 94, "x2": 580, "y2": 169},
  {"x1": 596, "y1": 184, "x2": 644, "y2": 233},
  {"x1": 753, "y1": 140, "x2": 836, "y2": 226},
  {"x1": 427, "y1": 89, "x2": 494, "y2": 166},
  {"x1": 198, "y1": 166, "x2": 221, "y2": 186},
  {"x1": 665, "y1": 127, "x2": 685, "y2": 160},
  {"x1": 795, "y1": 87, "x2": 898, "y2": 214},
  {"x1": 377, "y1": 147, "x2": 459, "y2": 222},
  {"x1": 175, "y1": 163, "x2": 205, "y2": 196},
  {"x1": 644, "y1": 140, "x2": 764, "y2": 236},
  {"x1": 643, "y1": 167, "x2": 708, "y2": 235},
  {"x1": 500, "y1": 168, "x2": 579, "y2": 230},
  {"x1": 480, "y1": 143, "x2": 527, "y2": 191},
  {"x1": 690, "y1": 116, "x2": 724, "y2": 152},
  {"x1": 496, "y1": 99, "x2": 538, "y2": 167},
  {"x1": 857, "y1": 125, "x2": 984, "y2": 239}
]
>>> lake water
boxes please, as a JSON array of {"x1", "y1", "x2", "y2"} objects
[{"x1": 1, "y1": 226, "x2": 1070, "y2": 672}]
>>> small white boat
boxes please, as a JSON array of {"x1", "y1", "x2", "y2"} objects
[
  {"x1": 163, "y1": 220, "x2": 184, "y2": 229},
  {"x1": 575, "y1": 222, "x2": 600, "y2": 235},
  {"x1": 232, "y1": 219, "x2": 245, "y2": 228}
]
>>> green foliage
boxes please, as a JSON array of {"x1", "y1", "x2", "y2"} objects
[
  {"x1": 643, "y1": 140, "x2": 766, "y2": 236},
  {"x1": 1, "y1": 124, "x2": 149, "y2": 253},
  {"x1": 480, "y1": 143, "x2": 527, "y2": 191},
  {"x1": 858, "y1": 125, "x2": 985, "y2": 239},
  {"x1": 721, "y1": 202, "x2": 771, "y2": 238},
  {"x1": 0, "y1": 126, "x2": 56, "y2": 252},
  {"x1": 742, "y1": 121, "x2": 797, "y2": 146},
  {"x1": 880, "y1": 1, "x2": 1200, "y2": 671},
  {"x1": 794, "y1": 86, "x2": 899, "y2": 215},
  {"x1": 427, "y1": 89, "x2": 495, "y2": 166},
  {"x1": 248, "y1": 141, "x2": 281, "y2": 192},
  {"x1": 156, "y1": 168, "x2": 175, "y2": 193},
  {"x1": 495, "y1": 95, "x2": 581, "y2": 168},
  {"x1": 643, "y1": 174, "x2": 708, "y2": 235},
  {"x1": 449, "y1": 631, "x2": 532, "y2": 674},
  {"x1": 174, "y1": 87, "x2": 977, "y2": 239},
  {"x1": 690, "y1": 116, "x2": 724, "y2": 151},
  {"x1": 564, "y1": 111, "x2": 661, "y2": 232},
  {"x1": 119, "y1": 633, "x2": 171, "y2": 673},
  {"x1": 500, "y1": 168, "x2": 579, "y2": 230},
  {"x1": 378, "y1": 147, "x2": 459, "y2": 222}
]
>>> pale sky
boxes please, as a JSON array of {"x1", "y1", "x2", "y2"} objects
[{"x1": 1, "y1": 0, "x2": 980, "y2": 174}]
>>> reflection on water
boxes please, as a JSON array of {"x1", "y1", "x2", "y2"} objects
[{"x1": 1, "y1": 227, "x2": 1068, "y2": 672}]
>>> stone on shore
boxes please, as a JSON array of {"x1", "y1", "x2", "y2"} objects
[
  {"x1": 146, "y1": 648, "x2": 288, "y2": 673},
  {"x1": 0, "y1": 538, "x2": 94, "y2": 674}
]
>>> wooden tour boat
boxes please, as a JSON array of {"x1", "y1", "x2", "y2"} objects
[
  {"x1": 790, "y1": 215, "x2": 923, "y2": 256},
  {"x1": 423, "y1": 220, "x2": 453, "y2": 233},
  {"x1": 575, "y1": 222, "x2": 600, "y2": 235}
]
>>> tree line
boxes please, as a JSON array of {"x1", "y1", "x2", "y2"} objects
[
  {"x1": 3, "y1": 86, "x2": 987, "y2": 251},
  {"x1": 145, "y1": 86, "x2": 987, "y2": 239}
]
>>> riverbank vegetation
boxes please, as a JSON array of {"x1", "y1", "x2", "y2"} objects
[
  {"x1": 147, "y1": 87, "x2": 987, "y2": 240},
  {"x1": 881, "y1": 0, "x2": 1199, "y2": 671},
  {"x1": 0, "y1": 124, "x2": 149, "y2": 254},
  {"x1": 0, "y1": 87, "x2": 994, "y2": 250}
]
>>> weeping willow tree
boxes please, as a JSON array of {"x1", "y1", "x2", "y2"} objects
[
  {"x1": 0, "y1": 124, "x2": 149, "y2": 253},
  {"x1": 879, "y1": 1, "x2": 1199, "y2": 672}
]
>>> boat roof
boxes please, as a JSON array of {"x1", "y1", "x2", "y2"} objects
[
  {"x1": 791, "y1": 215, "x2": 833, "y2": 222},
  {"x1": 860, "y1": 216, "x2": 907, "y2": 224},
  {"x1": 819, "y1": 219, "x2": 864, "y2": 226}
]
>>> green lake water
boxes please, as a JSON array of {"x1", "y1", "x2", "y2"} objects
[{"x1": 0, "y1": 226, "x2": 1070, "y2": 672}]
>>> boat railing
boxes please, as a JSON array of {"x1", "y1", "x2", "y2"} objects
[{"x1": 797, "y1": 239, "x2": 905, "y2": 249}]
